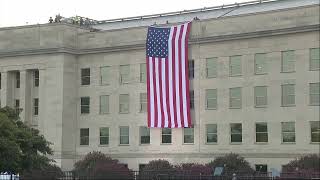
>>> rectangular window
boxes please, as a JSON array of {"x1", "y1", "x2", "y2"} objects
[
  {"x1": 15, "y1": 99, "x2": 20, "y2": 114},
  {"x1": 206, "y1": 57, "x2": 217, "y2": 78},
  {"x1": 310, "y1": 83, "x2": 320, "y2": 105},
  {"x1": 206, "y1": 124, "x2": 217, "y2": 143},
  {"x1": 34, "y1": 70, "x2": 39, "y2": 87},
  {"x1": 99, "y1": 95, "x2": 109, "y2": 114},
  {"x1": 80, "y1": 128, "x2": 89, "y2": 145},
  {"x1": 140, "y1": 93, "x2": 147, "y2": 112},
  {"x1": 120, "y1": 126, "x2": 129, "y2": 145},
  {"x1": 100, "y1": 66, "x2": 110, "y2": 85},
  {"x1": 120, "y1": 65, "x2": 130, "y2": 84},
  {"x1": 188, "y1": 60, "x2": 194, "y2": 79},
  {"x1": 33, "y1": 98, "x2": 39, "y2": 115},
  {"x1": 282, "y1": 84, "x2": 295, "y2": 106},
  {"x1": 281, "y1": 122, "x2": 295, "y2": 143},
  {"x1": 255, "y1": 53, "x2": 267, "y2": 74},
  {"x1": 190, "y1": 90, "x2": 194, "y2": 109},
  {"x1": 310, "y1": 48, "x2": 320, "y2": 71},
  {"x1": 230, "y1": 87, "x2": 242, "y2": 108},
  {"x1": 80, "y1": 97, "x2": 90, "y2": 114},
  {"x1": 281, "y1": 50, "x2": 295, "y2": 72},
  {"x1": 99, "y1": 127, "x2": 109, "y2": 145},
  {"x1": 119, "y1": 94, "x2": 129, "y2": 113},
  {"x1": 310, "y1": 121, "x2": 320, "y2": 143},
  {"x1": 140, "y1": 63, "x2": 146, "y2": 83},
  {"x1": 16, "y1": 71, "x2": 20, "y2": 88},
  {"x1": 81, "y1": 68, "x2": 90, "y2": 85},
  {"x1": 255, "y1": 164, "x2": 268, "y2": 173},
  {"x1": 161, "y1": 128, "x2": 172, "y2": 144},
  {"x1": 256, "y1": 123, "x2": 268, "y2": 143},
  {"x1": 140, "y1": 126, "x2": 150, "y2": 144},
  {"x1": 230, "y1": 123, "x2": 242, "y2": 143},
  {"x1": 254, "y1": 86, "x2": 267, "y2": 107},
  {"x1": 229, "y1": 55, "x2": 242, "y2": 76},
  {"x1": 0, "y1": 73, "x2": 1, "y2": 89},
  {"x1": 183, "y1": 128, "x2": 194, "y2": 144},
  {"x1": 206, "y1": 89, "x2": 217, "y2": 109}
]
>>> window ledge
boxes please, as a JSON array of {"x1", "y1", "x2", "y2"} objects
[
  {"x1": 80, "y1": 84, "x2": 90, "y2": 87},
  {"x1": 119, "y1": 144, "x2": 130, "y2": 146},
  {"x1": 205, "y1": 143, "x2": 218, "y2": 145},
  {"x1": 280, "y1": 71, "x2": 295, "y2": 73},
  {"x1": 119, "y1": 112, "x2": 130, "y2": 114},
  {"x1": 98, "y1": 145, "x2": 109, "y2": 147},
  {"x1": 229, "y1": 74, "x2": 242, "y2": 77},
  {"x1": 139, "y1": 143, "x2": 151, "y2": 146},
  {"x1": 206, "y1": 76, "x2": 217, "y2": 79},
  {"x1": 281, "y1": 142, "x2": 296, "y2": 144},
  {"x1": 206, "y1": 108, "x2": 217, "y2": 110},
  {"x1": 281, "y1": 105, "x2": 296, "y2": 107},
  {"x1": 255, "y1": 142, "x2": 268, "y2": 145},
  {"x1": 183, "y1": 143, "x2": 195, "y2": 145},
  {"x1": 310, "y1": 142, "x2": 320, "y2": 144},
  {"x1": 161, "y1": 143, "x2": 172, "y2": 145},
  {"x1": 229, "y1": 107, "x2": 242, "y2": 109},
  {"x1": 80, "y1": 113, "x2": 90, "y2": 116},
  {"x1": 309, "y1": 104, "x2": 320, "y2": 106},
  {"x1": 230, "y1": 142, "x2": 242, "y2": 145},
  {"x1": 255, "y1": 105, "x2": 267, "y2": 108},
  {"x1": 99, "y1": 113, "x2": 110, "y2": 115},
  {"x1": 100, "y1": 84, "x2": 110, "y2": 86},
  {"x1": 79, "y1": 145, "x2": 89, "y2": 147},
  {"x1": 254, "y1": 73, "x2": 268, "y2": 75}
]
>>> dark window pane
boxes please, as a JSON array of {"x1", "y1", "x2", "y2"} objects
[{"x1": 231, "y1": 134, "x2": 242, "y2": 143}]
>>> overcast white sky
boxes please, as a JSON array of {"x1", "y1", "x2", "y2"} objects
[{"x1": 0, "y1": 0, "x2": 250, "y2": 27}]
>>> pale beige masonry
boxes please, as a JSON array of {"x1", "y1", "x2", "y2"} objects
[{"x1": 0, "y1": 0, "x2": 319, "y2": 172}]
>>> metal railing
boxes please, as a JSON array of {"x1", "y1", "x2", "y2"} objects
[{"x1": 96, "y1": 0, "x2": 279, "y2": 24}]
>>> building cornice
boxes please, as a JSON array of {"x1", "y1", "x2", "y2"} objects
[{"x1": 0, "y1": 24, "x2": 318, "y2": 58}]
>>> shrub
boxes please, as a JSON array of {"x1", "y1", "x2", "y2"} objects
[
  {"x1": 207, "y1": 153, "x2": 254, "y2": 176},
  {"x1": 175, "y1": 163, "x2": 212, "y2": 180},
  {"x1": 282, "y1": 154, "x2": 320, "y2": 177},
  {"x1": 73, "y1": 151, "x2": 133, "y2": 180},
  {"x1": 139, "y1": 159, "x2": 174, "y2": 180}
]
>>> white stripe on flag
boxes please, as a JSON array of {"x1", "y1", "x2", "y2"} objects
[
  {"x1": 175, "y1": 25, "x2": 182, "y2": 128},
  {"x1": 181, "y1": 23, "x2": 188, "y2": 127},
  {"x1": 161, "y1": 58, "x2": 169, "y2": 127},
  {"x1": 168, "y1": 27, "x2": 175, "y2": 128},
  {"x1": 148, "y1": 57, "x2": 155, "y2": 127},
  {"x1": 154, "y1": 58, "x2": 162, "y2": 127}
]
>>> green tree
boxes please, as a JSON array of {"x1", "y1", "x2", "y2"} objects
[
  {"x1": 207, "y1": 153, "x2": 254, "y2": 176},
  {"x1": 0, "y1": 107, "x2": 55, "y2": 174}
]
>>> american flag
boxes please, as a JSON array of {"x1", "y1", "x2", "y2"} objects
[{"x1": 146, "y1": 22, "x2": 192, "y2": 128}]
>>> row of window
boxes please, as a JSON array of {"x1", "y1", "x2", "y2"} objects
[
  {"x1": 0, "y1": 70, "x2": 39, "y2": 89},
  {"x1": 80, "y1": 83, "x2": 320, "y2": 114},
  {"x1": 80, "y1": 48, "x2": 320, "y2": 86},
  {"x1": 79, "y1": 121, "x2": 320, "y2": 146},
  {"x1": 14, "y1": 98, "x2": 39, "y2": 115}
]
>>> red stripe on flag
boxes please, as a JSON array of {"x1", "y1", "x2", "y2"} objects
[
  {"x1": 178, "y1": 24, "x2": 185, "y2": 128},
  {"x1": 184, "y1": 23, "x2": 192, "y2": 127},
  {"x1": 158, "y1": 59, "x2": 165, "y2": 128},
  {"x1": 152, "y1": 57, "x2": 158, "y2": 127},
  {"x1": 165, "y1": 58, "x2": 171, "y2": 128},
  {"x1": 146, "y1": 57, "x2": 151, "y2": 127},
  {"x1": 171, "y1": 27, "x2": 178, "y2": 128}
]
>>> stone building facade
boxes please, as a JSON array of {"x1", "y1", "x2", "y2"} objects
[{"x1": 0, "y1": 0, "x2": 319, "y2": 172}]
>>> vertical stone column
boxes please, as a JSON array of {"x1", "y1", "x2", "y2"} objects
[
  {"x1": 19, "y1": 70, "x2": 27, "y2": 122},
  {"x1": 0, "y1": 71, "x2": 9, "y2": 107},
  {"x1": 38, "y1": 68, "x2": 46, "y2": 133}
]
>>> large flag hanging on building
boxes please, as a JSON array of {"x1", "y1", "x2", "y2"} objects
[{"x1": 146, "y1": 22, "x2": 192, "y2": 128}]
